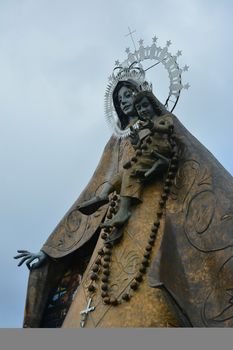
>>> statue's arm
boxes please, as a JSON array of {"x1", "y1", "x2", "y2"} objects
[{"x1": 14, "y1": 249, "x2": 49, "y2": 270}]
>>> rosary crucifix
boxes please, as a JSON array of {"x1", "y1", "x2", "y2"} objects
[{"x1": 80, "y1": 298, "x2": 95, "y2": 328}]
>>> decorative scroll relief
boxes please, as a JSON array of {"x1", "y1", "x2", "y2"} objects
[
  {"x1": 169, "y1": 158, "x2": 233, "y2": 252},
  {"x1": 203, "y1": 256, "x2": 233, "y2": 326},
  {"x1": 184, "y1": 188, "x2": 233, "y2": 252},
  {"x1": 44, "y1": 182, "x2": 109, "y2": 253},
  {"x1": 82, "y1": 234, "x2": 142, "y2": 326},
  {"x1": 171, "y1": 160, "x2": 200, "y2": 206}
]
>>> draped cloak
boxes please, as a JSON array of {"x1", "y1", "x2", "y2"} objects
[{"x1": 23, "y1": 115, "x2": 233, "y2": 327}]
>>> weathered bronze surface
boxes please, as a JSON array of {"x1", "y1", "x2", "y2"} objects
[
  {"x1": 23, "y1": 113, "x2": 233, "y2": 327},
  {"x1": 41, "y1": 137, "x2": 120, "y2": 258}
]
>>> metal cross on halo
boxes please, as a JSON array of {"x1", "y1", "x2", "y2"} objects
[
  {"x1": 125, "y1": 26, "x2": 137, "y2": 52},
  {"x1": 80, "y1": 297, "x2": 95, "y2": 328}
]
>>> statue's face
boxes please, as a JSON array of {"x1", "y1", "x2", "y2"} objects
[
  {"x1": 118, "y1": 86, "x2": 135, "y2": 116},
  {"x1": 135, "y1": 97, "x2": 155, "y2": 119}
]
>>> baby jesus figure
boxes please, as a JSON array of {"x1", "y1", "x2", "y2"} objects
[{"x1": 78, "y1": 91, "x2": 174, "y2": 230}]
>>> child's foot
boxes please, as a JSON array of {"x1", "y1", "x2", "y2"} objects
[
  {"x1": 145, "y1": 159, "x2": 169, "y2": 179},
  {"x1": 105, "y1": 227, "x2": 124, "y2": 245},
  {"x1": 102, "y1": 209, "x2": 131, "y2": 228},
  {"x1": 78, "y1": 196, "x2": 109, "y2": 215}
]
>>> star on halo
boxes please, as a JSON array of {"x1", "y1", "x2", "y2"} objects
[
  {"x1": 182, "y1": 65, "x2": 189, "y2": 72},
  {"x1": 152, "y1": 35, "x2": 158, "y2": 42},
  {"x1": 176, "y1": 50, "x2": 182, "y2": 57},
  {"x1": 166, "y1": 40, "x2": 172, "y2": 47},
  {"x1": 183, "y1": 83, "x2": 190, "y2": 89},
  {"x1": 125, "y1": 47, "x2": 130, "y2": 54},
  {"x1": 115, "y1": 60, "x2": 120, "y2": 66},
  {"x1": 138, "y1": 39, "x2": 144, "y2": 45}
]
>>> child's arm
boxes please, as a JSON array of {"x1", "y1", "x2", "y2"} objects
[{"x1": 129, "y1": 126, "x2": 141, "y2": 149}]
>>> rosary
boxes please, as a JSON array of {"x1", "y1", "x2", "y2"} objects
[{"x1": 79, "y1": 123, "x2": 178, "y2": 328}]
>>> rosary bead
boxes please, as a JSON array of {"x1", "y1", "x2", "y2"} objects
[
  {"x1": 146, "y1": 137, "x2": 152, "y2": 144},
  {"x1": 157, "y1": 210, "x2": 163, "y2": 218},
  {"x1": 130, "y1": 280, "x2": 139, "y2": 290},
  {"x1": 151, "y1": 226, "x2": 158, "y2": 233},
  {"x1": 161, "y1": 193, "x2": 168, "y2": 200},
  {"x1": 98, "y1": 249, "x2": 104, "y2": 256},
  {"x1": 159, "y1": 200, "x2": 166, "y2": 208},
  {"x1": 139, "y1": 265, "x2": 147, "y2": 273},
  {"x1": 95, "y1": 258, "x2": 101, "y2": 265},
  {"x1": 104, "y1": 248, "x2": 112, "y2": 256},
  {"x1": 103, "y1": 268, "x2": 110, "y2": 276},
  {"x1": 110, "y1": 201, "x2": 116, "y2": 207},
  {"x1": 101, "y1": 233, "x2": 108, "y2": 240},
  {"x1": 101, "y1": 283, "x2": 109, "y2": 291},
  {"x1": 90, "y1": 272, "x2": 98, "y2": 281},
  {"x1": 123, "y1": 161, "x2": 132, "y2": 169},
  {"x1": 103, "y1": 255, "x2": 110, "y2": 262},
  {"x1": 135, "y1": 272, "x2": 143, "y2": 282},
  {"x1": 112, "y1": 194, "x2": 118, "y2": 201},
  {"x1": 168, "y1": 171, "x2": 175, "y2": 178},
  {"x1": 103, "y1": 297, "x2": 110, "y2": 304},
  {"x1": 102, "y1": 262, "x2": 109, "y2": 269},
  {"x1": 122, "y1": 293, "x2": 130, "y2": 301},
  {"x1": 145, "y1": 245, "x2": 153, "y2": 252},
  {"x1": 106, "y1": 213, "x2": 113, "y2": 220},
  {"x1": 101, "y1": 276, "x2": 109, "y2": 283},
  {"x1": 142, "y1": 258, "x2": 149, "y2": 267},
  {"x1": 143, "y1": 251, "x2": 151, "y2": 259},
  {"x1": 165, "y1": 179, "x2": 172, "y2": 186},
  {"x1": 150, "y1": 232, "x2": 157, "y2": 239},
  {"x1": 110, "y1": 297, "x2": 118, "y2": 306},
  {"x1": 131, "y1": 156, "x2": 137, "y2": 162},
  {"x1": 104, "y1": 227, "x2": 111, "y2": 233},
  {"x1": 136, "y1": 150, "x2": 142, "y2": 156},
  {"x1": 148, "y1": 238, "x2": 155, "y2": 245},
  {"x1": 109, "y1": 207, "x2": 115, "y2": 214},
  {"x1": 153, "y1": 221, "x2": 160, "y2": 227},
  {"x1": 104, "y1": 242, "x2": 113, "y2": 249},
  {"x1": 88, "y1": 284, "x2": 96, "y2": 292},
  {"x1": 101, "y1": 291, "x2": 108, "y2": 298},
  {"x1": 170, "y1": 164, "x2": 177, "y2": 171},
  {"x1": 92, "y1": 264, "x2": 99, "y2": 273},
  {"x1": 164, "y1": 186, "x2": 170, "y2": 194}
]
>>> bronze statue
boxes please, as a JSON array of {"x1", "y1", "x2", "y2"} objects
[
  {"x1": 79, "y1": 90, "x2": 174, "y2": 232},
  {"x1": 14, "y1": 38, "x2": 233, "y2": 328}
]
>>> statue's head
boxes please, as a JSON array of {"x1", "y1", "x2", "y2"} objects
[
  {"x1": 134, "y1": 91, "x2": 168, "y2": 119},
  {"x1": 113, "y1": 80, "x2": 139, "y2": 129}
]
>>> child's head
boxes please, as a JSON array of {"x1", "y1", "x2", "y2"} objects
[{"x1": 134, "y1": 91, "x2": 167, "y2": 119}]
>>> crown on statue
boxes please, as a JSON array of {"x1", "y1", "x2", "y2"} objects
[{"x1": 109, "y1": 61, "x2": 152, "y2": 93}]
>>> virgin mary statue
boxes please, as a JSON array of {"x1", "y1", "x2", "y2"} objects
[{"x1": 15, "y1": 38, "x2": 233, "y2": 328}]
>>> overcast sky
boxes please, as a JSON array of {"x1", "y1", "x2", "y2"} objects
[{"x1": 1, "y1": 0, "x2": 233, "y2": 328}]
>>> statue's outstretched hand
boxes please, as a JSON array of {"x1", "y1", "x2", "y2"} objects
[{"x1": 14, "y1": 250, "x2": 48, "y2": 270}]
